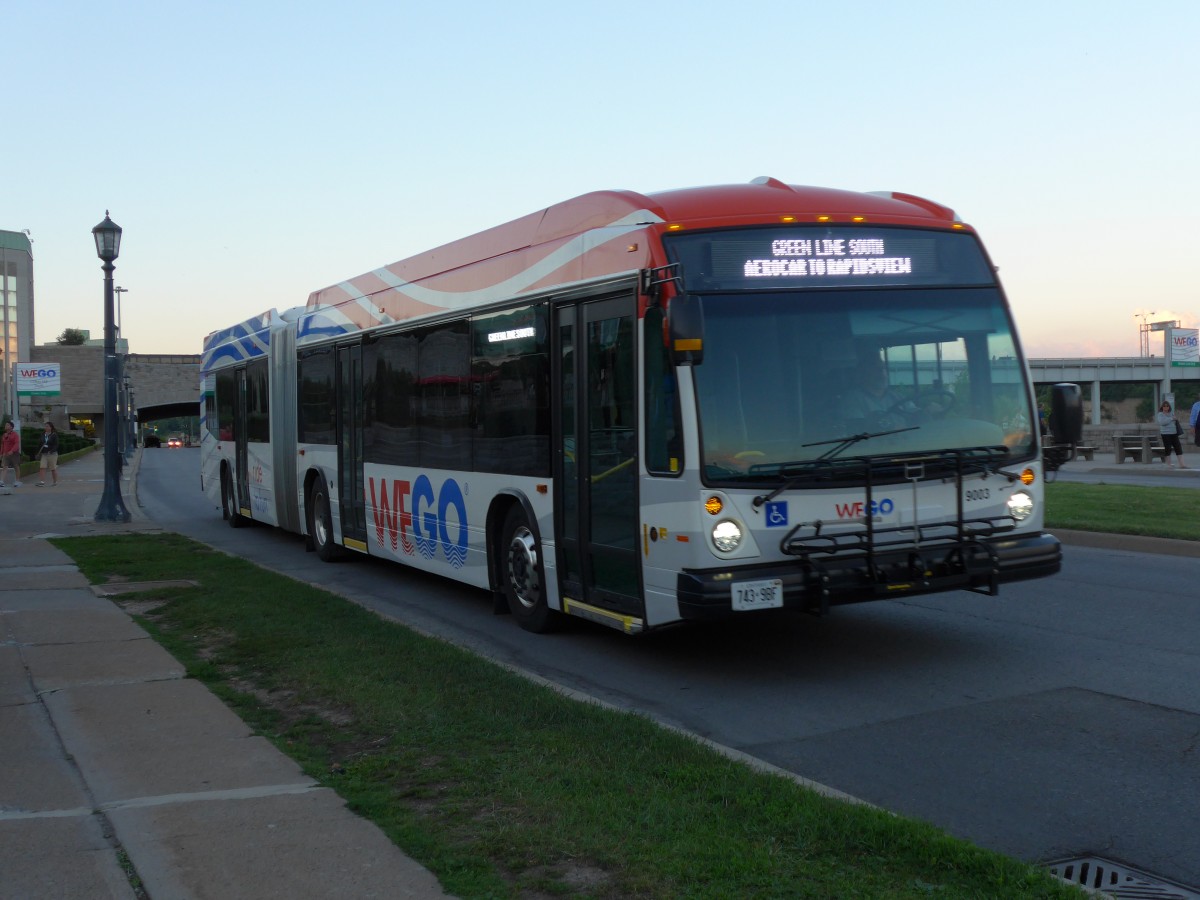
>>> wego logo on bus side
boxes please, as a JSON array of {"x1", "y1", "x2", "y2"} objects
[
  {"x1": 369, "y1": 475, "x2": 468, "y2": 568},
  {"x1": 834, "y1": 498, "x2": 895, "y2": 519}
]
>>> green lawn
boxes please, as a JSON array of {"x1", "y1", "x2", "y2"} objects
[
  {"x1": 1045, "y1": 481, "x2": 1200, "y2": 541},
  {"x1": 53, "y1": 533, "x2": 1082, "y2": 899}
]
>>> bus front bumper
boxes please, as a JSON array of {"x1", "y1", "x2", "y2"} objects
[{"x1": 676, "y1": 531, "x2": 1062, "y2": 620}]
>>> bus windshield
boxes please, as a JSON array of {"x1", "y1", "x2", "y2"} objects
[{"x1": 688, "y1": 286, "x2": 1035, "y2": 483}]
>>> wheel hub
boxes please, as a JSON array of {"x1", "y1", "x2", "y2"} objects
[{"x1": 507, "y1": 527, "x2": 539, "y2": 609}]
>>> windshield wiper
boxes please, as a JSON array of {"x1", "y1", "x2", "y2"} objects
[
  {"x1": 805, "y1": 426, "x2": 920, "y2": 461},
  {"x1": 751, "y1": 427, "x2": 919, "y2": 509}
]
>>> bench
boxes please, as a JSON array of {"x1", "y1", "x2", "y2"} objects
[
  {"x1": 1043, "y1": 444, "x2": 1096, "y2": 471},
  {"x1": 1114, "y1": 435, "x2": 1166, "y2": 464}
]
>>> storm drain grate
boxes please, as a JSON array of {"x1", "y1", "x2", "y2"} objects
[{"x1": 1047, "y1": 856, "x2": 1200, "y2": 899}]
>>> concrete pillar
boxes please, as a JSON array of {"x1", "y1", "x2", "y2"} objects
[{"x1": 1091, "y1": 380, "x2": 1102, "y2": 425}]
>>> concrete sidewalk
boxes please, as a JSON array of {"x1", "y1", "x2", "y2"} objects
[
  {"x1": 0, "y1": 450, "x2": 449, "y2": 899},
  {"x1": 1055, "y1": 445, "x2": 1200, "y2": 478}
]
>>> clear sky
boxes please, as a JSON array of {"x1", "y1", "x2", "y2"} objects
[{"x1": 6, "y1": 1, "x2": 1198, "y2": 358}]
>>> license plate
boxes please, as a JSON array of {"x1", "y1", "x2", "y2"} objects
[{"x1": 731, "y1": 578, "x2": 784, "y2": 612}]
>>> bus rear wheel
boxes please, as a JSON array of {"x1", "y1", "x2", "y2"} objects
[
  {"x1": 222, "y1": 469, "x2": 244, "y2": 528},
  {"x1": 501, "y1": 505, "x2": 558, "y2": 633},
  {"x1": 308, "y1": 482, "x2": 341, "y2": 561}
]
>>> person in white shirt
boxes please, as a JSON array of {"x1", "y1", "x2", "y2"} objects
[{"x1": 1156, "y1": 401, "x2": 1187, "y2": 468}]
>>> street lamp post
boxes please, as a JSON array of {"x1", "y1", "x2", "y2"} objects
[
  {"x1": 93, "y1": 212, "x2": 130, "y2": 523},
  {"x1": 116, "y1": 374, "x2": 126, "y2": 459},
  {"x1": 114, "y1": 286, "x2": 130, "y2": 461},
  {"x1": 129, "y1": 388, "x2": 137, "y2": 451},
  {"x1": 122, "y1": 375, "x2": 135, "y2": 460},
  {"x1": 114, "y1": 286, "x2": 128, "y2": 335},
  {"x1": 1135, "y1": 310, "x2": 1157, "y2": 357}
]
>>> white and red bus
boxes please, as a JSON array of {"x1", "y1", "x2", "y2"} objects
[{"x1": 201, "y1": 178, "x2": 1078, "y2": 635}]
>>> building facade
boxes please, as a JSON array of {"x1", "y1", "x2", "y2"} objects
[{"x1": 0, "y1": 229, "x2": 35, "y2": 423}]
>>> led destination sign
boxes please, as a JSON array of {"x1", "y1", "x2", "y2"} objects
[
  {"x1": 665, "y1": 227, "x2": 995, "y2": 291},
  {"x1": 743, "y1": 237, "x2": 913, "y2": 279}
]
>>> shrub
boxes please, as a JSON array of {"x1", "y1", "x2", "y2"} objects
[{"x1": 20, "y1": 427, "x2": 93, "y2": 459}]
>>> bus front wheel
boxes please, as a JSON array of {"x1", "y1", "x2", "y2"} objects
[
  {"x1": 222, "y1": 469, "x2": 244, "y2": 529},
  {"x1": 308, "y1": 482, "x2": 340, "y2": 561},
  {"x1": 501, "y1": 505, "x2": 558, "y2": 633}
]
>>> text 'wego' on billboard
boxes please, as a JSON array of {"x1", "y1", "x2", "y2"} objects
[{"x1": 16, "y1": 363, "x2": 61, "y2": 396}]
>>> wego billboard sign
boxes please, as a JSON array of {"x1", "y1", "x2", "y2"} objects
[
  {"x1": 1171, "y1": 328, "x2": 1199, "y2": 367},
  {"x1": 15, "y1": 363, "x2": 61, "y2": 396}
]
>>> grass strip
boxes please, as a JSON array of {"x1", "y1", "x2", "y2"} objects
[
  {"x1": 54, "y1": 533, "x2": 1081, "y2": 899},
  {"x1": 1046, "y1": 481, "x2": 1200, "y2": 541}
]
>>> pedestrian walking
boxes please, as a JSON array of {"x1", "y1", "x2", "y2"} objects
[
  {"x1": 1156, "y1": 401, "x2": 1187, "y2": 469},
  {"x1": 1192, "y1": 398, "x2": 1200, "y2": 447},
  {"x1": 0, "y1": 420, "x2": 21, "y2": 490},
  {"x1": 36, "y1": 422, "x2": 60, "y2": 486}
]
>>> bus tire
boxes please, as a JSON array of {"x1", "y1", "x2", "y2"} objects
[
  {"x1": 222, "y1": 468, "x2": 244, "y2": 529},
  {"x1": 501, "y1": 505, "x2": 558, "y2": 633},
  {"x1": 308, "y1": 481, "x2": 341, "y2": 562}
]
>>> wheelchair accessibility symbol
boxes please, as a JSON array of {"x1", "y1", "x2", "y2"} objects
[{"x1": 764, "y1": 501, "x2": 788, "y2": 528}]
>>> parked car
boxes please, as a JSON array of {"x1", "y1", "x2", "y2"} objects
[{"x1": 144, "y1": 434, "x2": 162, "y2": 448}]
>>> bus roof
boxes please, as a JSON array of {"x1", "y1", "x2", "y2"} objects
[
  {"x1": 308, "y1": 179, "x2": 962, "y2": 305},
  {"x1": 296, "y1": 179, "x2": 969, "y2": 339},
  {"x1": 636, "y1": 178, "x2": 960, "y2": 230},
  {"x1": 203, "y1": 180, "x2": 972, "y2": 366}
]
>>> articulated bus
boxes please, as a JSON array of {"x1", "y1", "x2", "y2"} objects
[{"x1": 200, "y1": 178, "x2": 1080, "y2": 636}]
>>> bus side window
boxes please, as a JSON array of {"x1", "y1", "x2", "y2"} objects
[
  {"x1": 644, "y1": 307, "x2": 682, "y2": 475},
  {"x1": 215, "y1": 370, "x2": 237, "y2": 441}
]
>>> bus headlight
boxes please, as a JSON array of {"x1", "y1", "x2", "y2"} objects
[
  {"x1": 1007, "y1": 490, "x2": 1034, "y2": 522},
  {"x1": 712, "y1": 519, "x2": 743, "y2": 552}
]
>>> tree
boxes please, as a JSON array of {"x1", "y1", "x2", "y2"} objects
[{"x1": 57, "y1": 328, "x2": 87, "y2": 345}]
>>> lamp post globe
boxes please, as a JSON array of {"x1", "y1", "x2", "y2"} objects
[
  {"x1": 93, "y1": 211, "x2": 130, "y2": 523},
  {"x1": 93, "y1": 213, "x2": 121, "y2": 262}
]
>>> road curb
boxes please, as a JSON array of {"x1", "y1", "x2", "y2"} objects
[{"x1": 1055, "y1": 528, "x2": 1200, "y2": 558}]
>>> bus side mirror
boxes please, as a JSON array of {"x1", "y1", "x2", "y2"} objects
[
  {"x1": 1050, "y1": 382, "x2": 1083, "y2": 445},
  {"x1": 668, "y1": 295, "x2": 704, "y2": 366}
]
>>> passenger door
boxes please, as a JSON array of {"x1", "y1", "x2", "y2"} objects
[
  {"x1": 233, "y1": 367, "x2": 249, "y2": 514},
  {"x1": 336, "y1": 342, "x2": 367, "y2": 548},
  {"x1": 554, "y1": 294, "x2": 641, "y2": 614}
]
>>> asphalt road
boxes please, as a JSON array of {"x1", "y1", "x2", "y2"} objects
[{"x1": 138, "y1": 448, "x2": 1200, "y2": 891}]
